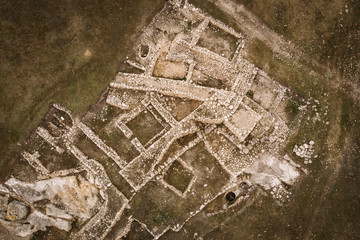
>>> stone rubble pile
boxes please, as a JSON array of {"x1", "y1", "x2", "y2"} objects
[{"x1": 293, "y1": 140, "x2": 316, "y2": 164}]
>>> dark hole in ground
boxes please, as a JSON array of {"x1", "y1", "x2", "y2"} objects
[
  {"x1": 226, "y1": 191, "x2": 236, "y2": 202},
  {"x1": 246, "y1": 90, "x2": 254, "y2": 99},
  {"x1": 140, "y1": 44, "x2": 150, "y2": 58}
]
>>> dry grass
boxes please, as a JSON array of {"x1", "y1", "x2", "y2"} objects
[{"x1": 0, "y1": 0, "x2": 166, "y2": 180}]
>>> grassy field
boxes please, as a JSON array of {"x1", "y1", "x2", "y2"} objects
[
  {"x1": 0, "y1": 0, "x2": 165, "y2": 180},
  {"x1": 239, "y1": 0, "x2": 360, "y2": 79}
]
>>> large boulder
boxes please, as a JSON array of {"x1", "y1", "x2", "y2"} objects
[{"x1": 6, "y1": 201, "x2": 28, "y2": 221}]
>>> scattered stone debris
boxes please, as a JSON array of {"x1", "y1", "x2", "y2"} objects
[{"x1": 293, "y1": 140, "x2": 316, "y2": 164}]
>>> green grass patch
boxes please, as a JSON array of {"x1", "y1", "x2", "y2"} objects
[
  {"x1": 163, "y1": 160, "x2": 194, "y2": 193},
  {"x1": 285, "y1": 99, "x2": 300, "y2": 121},
  {"x1": 127, "y1": 110, "x2": 164, "y2": 146}
]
